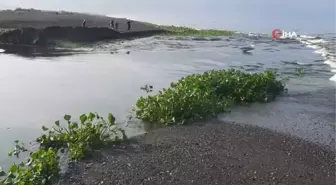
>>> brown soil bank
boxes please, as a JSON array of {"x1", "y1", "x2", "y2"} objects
[
  {"x1": 60, "y1": 122, "x2": 335, "y2": 185},
  {"x1": 0, "y1": 8, "x2": 165, "y2": 46}
]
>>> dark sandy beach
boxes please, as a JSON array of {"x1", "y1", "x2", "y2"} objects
[
  {"x1": 0, "y1": 9, "x2": 158, "y2": 32},
  {"x1": 0, "y1": 9, "x2": 164, "y2": 46},
  {"x1": 60, "y1": 122, "x2": 335, "y2": 185}
]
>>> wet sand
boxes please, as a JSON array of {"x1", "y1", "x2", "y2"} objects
[{"x1": 60, "y1": 122, "x2": 335, "y2": 185}]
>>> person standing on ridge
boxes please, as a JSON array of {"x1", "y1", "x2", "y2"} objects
[
  {"x1": 115, "y1": 22, "x2": 119, "y2": 31},
  {"x1": 110, "y1": 19, "x2": 114, "y2": 29},
  {"x1": 82, "y1": 19, "x2": 86, "y2": 27},
  {"x1": 127, "y1": 20, "x2": 132, "y2": 31}
]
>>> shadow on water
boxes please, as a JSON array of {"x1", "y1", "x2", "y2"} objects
[{"x1": 0, "y1": 44, "x2": 88, "y2": 58}]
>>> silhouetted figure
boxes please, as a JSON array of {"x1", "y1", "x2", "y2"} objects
[
  {"x1": 127, "y1": 20, "x2": 132, "y2": 31},
  {"x1": 110, "y1": 19, "x2": 114, "y2": 29},
  {"x1": 82, "y1": 20, "x2": 86, "y2": 27},
  {"x1": 115, "y1": 22, "x2": 119, "y2": 31}
]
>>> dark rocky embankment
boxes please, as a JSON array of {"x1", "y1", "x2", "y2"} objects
[
  {"x1": 0, "y1": 8, "x2": 167, "y2": 46},
  {"x1": 0, "y1": 27, "x2": 166, "y2": 46}
]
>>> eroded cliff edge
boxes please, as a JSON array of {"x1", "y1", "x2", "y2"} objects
[
  {"x1": 0, "y1": 26, "x2": 166, "y2": 46},
  {"x1": 0, "y1": 8, "x2": 167, "y2": 46}
]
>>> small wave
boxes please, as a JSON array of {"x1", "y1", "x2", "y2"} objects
[
  {"x1": 262, "y1": 48, "x2": 280, "y2": 52},
  {"x1": 0, "y1": 48, "x2": 4, "y2": 53},
  {"x1": 287, "y1": 46, "x2": 303, "y2": 50},
  {"x1": 191, "y1": 37, "x2": 222, "y2": 41},
  {"x1": 329, "y1": 74, "x2": 336, "y2": 82},
  {"x1": 306, "y1": 39, "x2": 328, "y2": 44},
  {"x1": 297, "y1": 62, "x2": 313, "y2": 66},
  {"x1": 313, "y1": 59, "x2": 324, "y2": 63},
  {"x1": 324, "y1": 60, "x2": 336, "y2": 69},
  {"x1": 281, "y1": 60, "x2": 314, "y2": 66},
  {"x1": 305, "y1": 44, "x2": 320, "y2": 50},
  {"x1": 314, "y1": 48, "x2": 329, "y2": 57},
  {"x1": 296, "y1": 34, "x2": 336, "y2": 80},
  {"x1": 281, "y1": 60, "x2": 299, "y2": 65},
  {"x1": 299, "y1": 35, "x2": 316, "y2": 39}
]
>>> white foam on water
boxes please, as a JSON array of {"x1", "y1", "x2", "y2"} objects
[
  {"x1": 296, "y1": 34, "x2": 336, "y2": 81},
  {"x1": 0, "y1": 49, "x2": 4, "y2": 53},
  {"x1": 314, "y1": 48, "x2": 329, "y2": 56},
  {"x1": 297, "y1": 62, "x2": 311, "y2": 66},
  {"x1": 306, "y1": 44, "x2": 320, "y2": 49},
  {"x1": 308, "y1": 39, "x2": 328, "y2": 44},
  {"x1": 299, "y1": 35, "x2": 316, "y2": 39},
  {"x1": 324, "y1": 60, "x2": 336, "y2": 69},
  {"x1": 324, "y1": 55, "x2": 335, "y2": 59},
  {"x1": 329, "y1": 74, "x2": 336, "y2": 82}
]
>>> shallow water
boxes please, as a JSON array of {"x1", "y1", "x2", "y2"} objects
[{"x1": 0, "y1": 33, "x2": 335, "y2": 169}]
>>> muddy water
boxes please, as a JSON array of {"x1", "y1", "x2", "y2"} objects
[{"x1": 0, "y1": 34, "x2": 335, "y2": 169}]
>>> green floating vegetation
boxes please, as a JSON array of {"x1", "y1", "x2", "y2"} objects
[
  {"x1": 295, "y1": 68, "x2": 305, "y2": 76},
  {"x1": 159, "y1": 25, "x2": 234, "y2": 37},
  {"x1": 135, "y1": 69, "x2": 285, "y2": 126},
  {"x1": 0, "y1": 113, "x2": 127, "y2": 185}
]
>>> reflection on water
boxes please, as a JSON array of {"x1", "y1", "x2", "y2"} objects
[
  {"x1": 0, "y1": 43, "x2": 89, "y2": 57},
  {"x1": 0, "y1": 34, "x2": 335, "y2": 169}
]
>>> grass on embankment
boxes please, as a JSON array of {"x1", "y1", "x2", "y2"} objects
[
  {"x1": 159, "y1": 25, "x2": 234, "y2": 36},
  {"x1": 0, "y1": 69, "x2": 285, "y2": 185}
]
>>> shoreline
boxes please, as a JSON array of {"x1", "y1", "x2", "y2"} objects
[
  {"x1": 0, "y1": 27, "x2": 167, "y2": 46},
  {"x1": 60, "y1": 121, "x2": 335, "y2": 185}
]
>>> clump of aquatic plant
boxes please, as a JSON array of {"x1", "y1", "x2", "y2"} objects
[
  {"x1": 295, "y1": 68, "x2": 305, "y2": 76},
  {"x1": 0, "y1": 113, "x2": 127, "y2": 185},
  {"x1": 140, "y1": 84, "x2": 154, "y2": 93},
  {"x1": 1, "y1": 142, "x2": 60, "y2": 185},
  {"x1": 135, "y1": 69, "x2": 285, "y2": 126},
  {"x1": 37, "y1": 113, "x2": 127, "y2": 160},
  {"x1": 159, "y1": 25, "x2": 234, "y2": 37}
]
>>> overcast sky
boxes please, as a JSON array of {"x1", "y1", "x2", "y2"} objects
[{"x1": 0, "y1": 0, "x2": 335, "y2": 34}]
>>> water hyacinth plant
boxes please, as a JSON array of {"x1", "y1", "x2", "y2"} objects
[
  {"x1": 0, "y1": 113, "x2": 127, "y2": 185},
  {"x1": 1, "y1": 147, "x2": 60, "y2": 185},
  {"x1": 36, "y1": 112, "x2": 127, "y2": 160},
  {"x1": 295, "y1": 68, "x2": 305, "y2": 76},
  {"x1": 159, "y1": 25, "x2": 234, "y2": 37},
  {"x1": 135, "y1": 69, "x2": 285, "y2": 126}
]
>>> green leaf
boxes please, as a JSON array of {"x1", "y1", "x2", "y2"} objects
[
  {"x1": 55, "y1": 120, "x2": 60, "y2": 126},
  {"x1": 9, "y1": 165, "x2": 17, "y2": 173},
  {"x1": 42, "y1": 126, "x2": 48, "y2": 131},
  {"x1": 70, "y1": 122, "x2": 78, "y2": 129},
  {"x1": 64, "y1": 114, "x2": 71, "y2": 121},
  {"x1": 108, "y1": 113, "x2": 116, "y2": 125},
  {"x1": 88, "y1": 112, "x2": 95, "y2": 121},
  {"x1": 80, "y1": 114, "x2": 87, "y2": 123}
]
